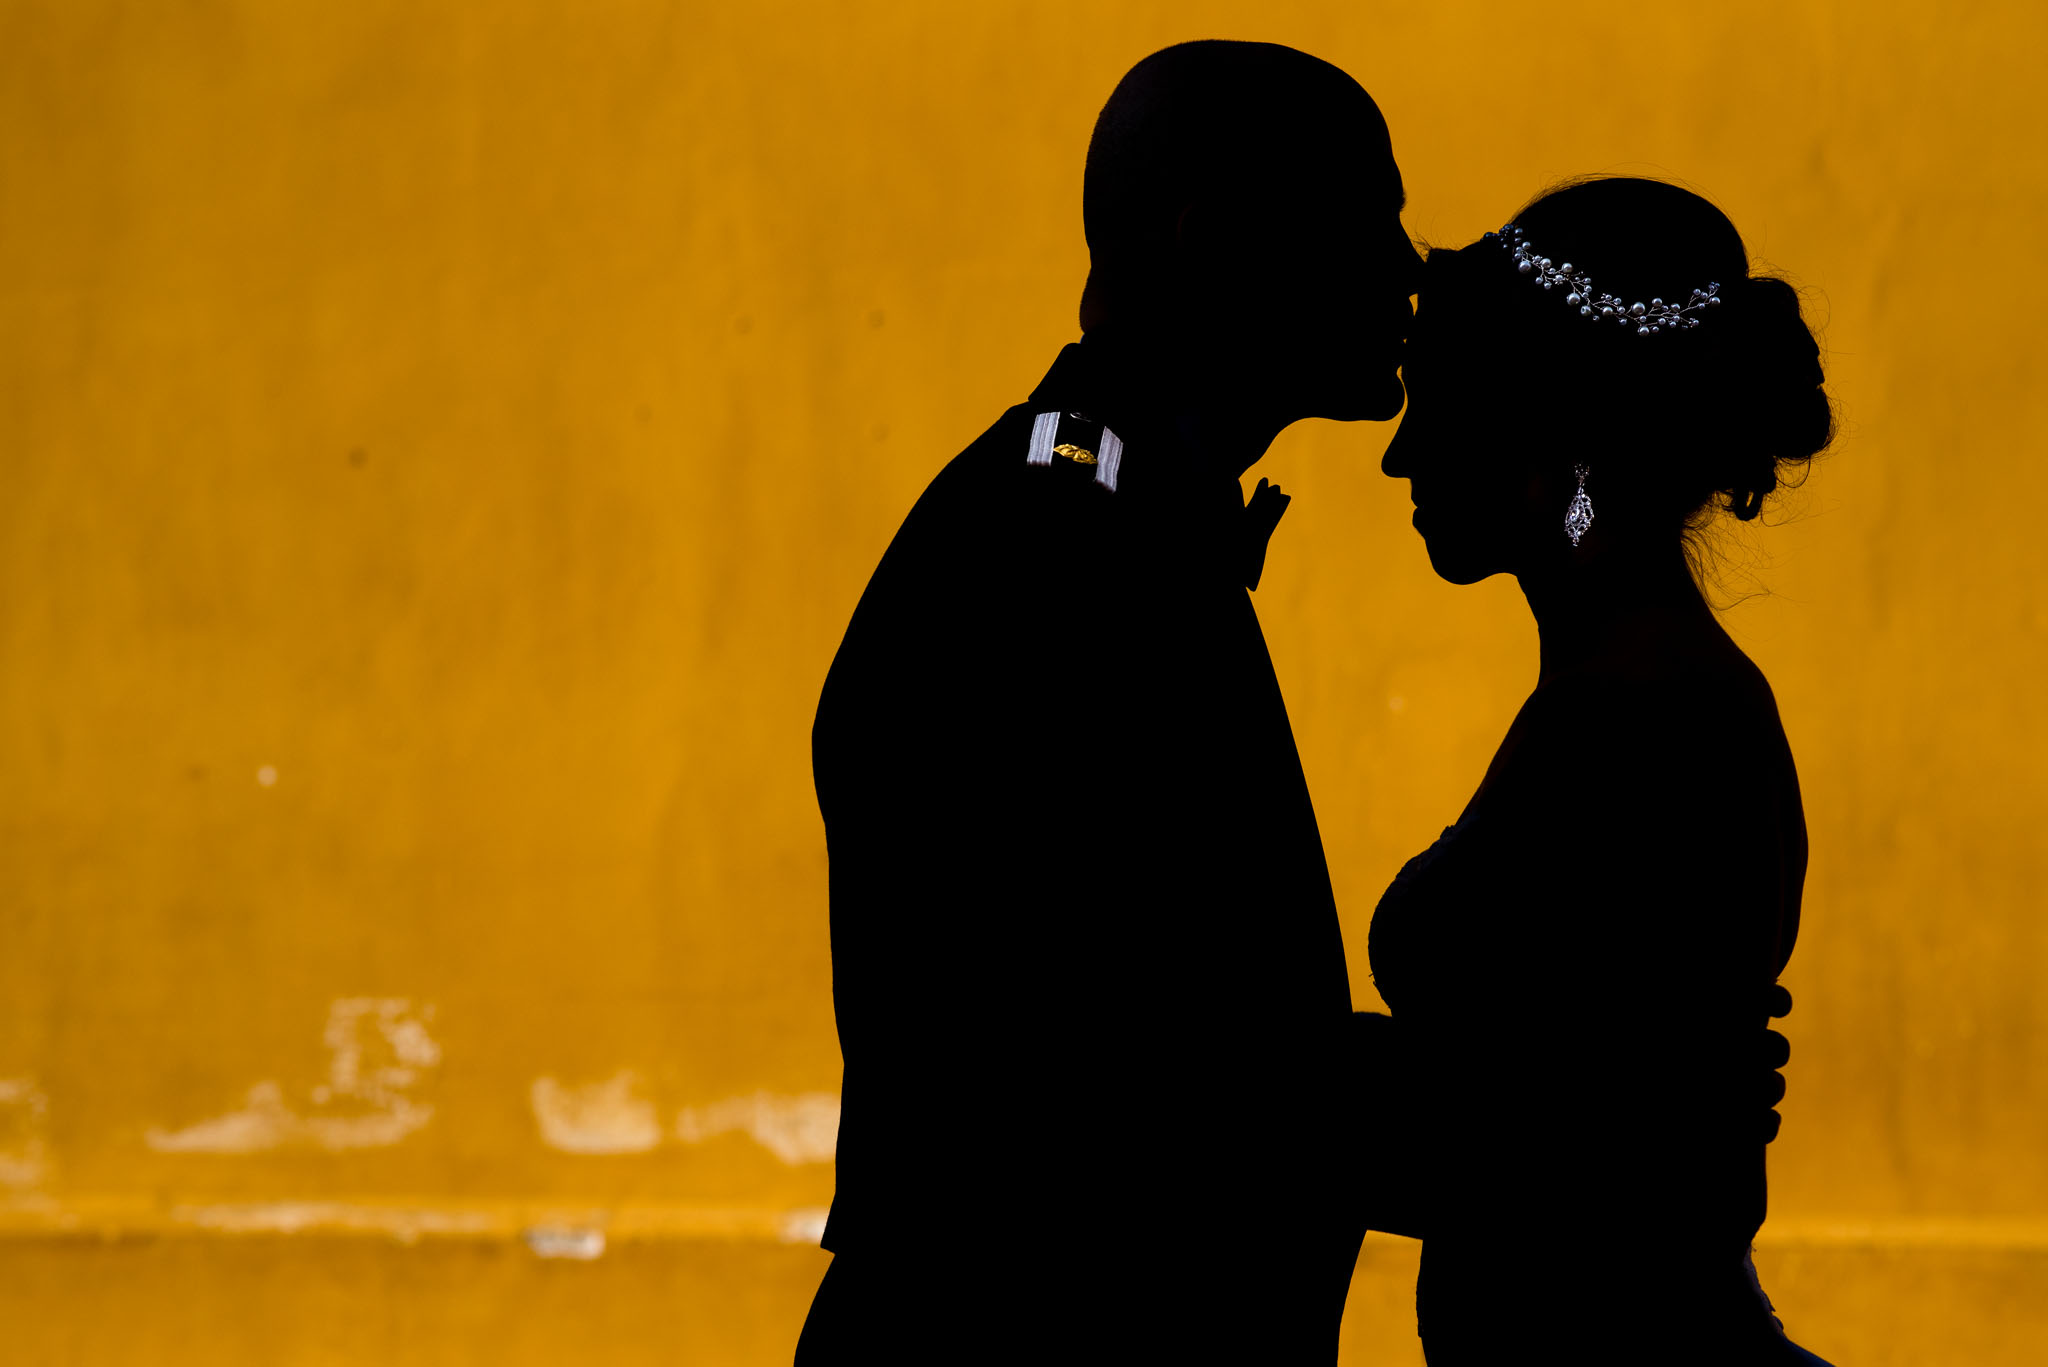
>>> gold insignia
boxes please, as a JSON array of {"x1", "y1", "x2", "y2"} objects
[{"x1": 1052, "y1": 443, "x2": 1098, "y2": 465}]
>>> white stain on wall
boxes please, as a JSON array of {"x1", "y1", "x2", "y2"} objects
[
  {"x1": 0, "y1": 1077, "x2": 50, "y2": 1188},
  {"x1": 523, "y1": 1224, "x2": 608, "y2": 1259},
  {"x1": 778, "y1": 1205, "x2": 831, "y2": 1245},
  {"x1": 676, "y1": 1091, "x2": 840, "y2": 1165},
  {"x1": 146, "y1": 999, "x2": 441, "y2": 1153},
  {"x1": 524, "y1": 1073, "x2": 840, "y2": 1166},
  {"x1": 529, "y1": 1071, "x2": 662, "y2": 1154},
  {"x1": 172, "y1": 1201, "x2": 495, "y2": 1243}
]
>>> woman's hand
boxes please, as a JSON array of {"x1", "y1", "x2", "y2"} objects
[{"x1": 1762, "y1": 984, "x2": 1793, "y2": 1142}]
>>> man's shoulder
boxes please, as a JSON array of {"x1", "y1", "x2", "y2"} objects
[
  {"x1": 921, "y1": 402, "x2": 1130, "y2": 518},
  {"x1": 818, "y1": 401, "x2": 1142, "y2": 734},
  {"x1": 903, "y1": 405, "x2": 1033, "y2": 531},
  {"x1": 878, "y1": 404, "x2": 1135, "y2": 586}
]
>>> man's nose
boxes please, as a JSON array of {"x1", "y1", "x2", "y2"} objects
[
  {"x1": 1382, "y1": 424, "x2": 1414, "y2": 478},
  {"x1": 1399, "y1": 235, "x2": 1425, "y2": 298}
]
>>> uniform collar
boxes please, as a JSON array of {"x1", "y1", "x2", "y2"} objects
[
  {"x1": 1025, "y1": 332, "x2": 1234, "y2": 506},
  {"x1": 1023, "y1": 334, "x2": 1274, "y2": 581},
  {"x1": 1026, "y1": 336, "x2": 1128, "y2": 433}
]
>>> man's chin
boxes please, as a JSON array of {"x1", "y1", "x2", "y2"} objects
[{"x1": 1312, "y1": 371, "x2": 1407, "y2": 423}]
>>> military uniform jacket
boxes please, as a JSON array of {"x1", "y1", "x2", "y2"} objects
[{"x1": 812, "y1": 338, "x2": 1366, "y2": 1347}]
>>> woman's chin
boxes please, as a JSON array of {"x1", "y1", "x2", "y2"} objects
[{"x1": 1420, "y1": 538, "x2": 1500, "y2": 586}]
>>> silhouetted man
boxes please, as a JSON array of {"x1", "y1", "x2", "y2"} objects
[{"x1": 798, "y1": 42, "x2": 1419, "y2": 1364}]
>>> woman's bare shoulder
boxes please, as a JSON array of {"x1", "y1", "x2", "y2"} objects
[
  {"x1": 1545, "y1": 620, "x2": 1788, "y2": 732},
  {"x1": 1504, "y1": 640, "x2": 1795, "y2": 813}
]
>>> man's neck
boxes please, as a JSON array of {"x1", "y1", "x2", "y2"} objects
[{"x1": 1082, "y1": 324, "x2": 1295, "y2": 478}]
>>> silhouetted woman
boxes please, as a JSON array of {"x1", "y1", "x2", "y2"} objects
[{"x1": 1373, "y1": 177, "x2": 1835, "y2": 1365}]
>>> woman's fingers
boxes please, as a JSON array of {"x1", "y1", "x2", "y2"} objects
[{"x1": 1761, "y1": 1016, "x2": 1791, "y2": 1142}]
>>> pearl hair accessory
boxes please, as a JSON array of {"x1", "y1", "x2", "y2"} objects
[{"x1": 1486, "y1": 223, "x2": 1721, "y2": 336}]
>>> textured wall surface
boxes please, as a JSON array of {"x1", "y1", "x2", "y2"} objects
[{"x1": 3, "y1": 2, "x2": 2044, "y2": 1362}]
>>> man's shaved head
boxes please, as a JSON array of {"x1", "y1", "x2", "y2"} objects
[
  {"x1": 1083, "y1": 41, "x2": 1399, "y2": 318},
  {"x1": 1078, "y1": 41, "x2": 1419, "y2": 423}
]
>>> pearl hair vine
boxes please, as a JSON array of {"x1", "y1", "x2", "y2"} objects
[{"x1": 1484, "y1": 223, "x2": 1721, "y2": 336}]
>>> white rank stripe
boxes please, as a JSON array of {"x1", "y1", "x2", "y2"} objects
[
  {"x1": 1095, "y1": 427, "x2": 1123, "y2": 493},
  {"x1": 1025, "y1": 411, "x2": 1059, "y2": 466}
]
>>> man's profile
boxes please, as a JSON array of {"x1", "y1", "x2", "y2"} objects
[{"x1": 798, "y1": 41, "x2": 1418, "y2": 1362}]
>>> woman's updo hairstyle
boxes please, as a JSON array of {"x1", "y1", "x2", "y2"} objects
[{"x1": 1429, "y1": 176, "x2": 1833, "y2": 528}]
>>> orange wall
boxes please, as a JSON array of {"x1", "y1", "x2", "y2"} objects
[{"x1": 2, "y1": 2, "x2": 2044, "y2": 1362}]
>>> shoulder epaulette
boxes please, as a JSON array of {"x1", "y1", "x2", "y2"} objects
[{"x1": 1024, "y1": 410, "x2": 1123, "y2": 493}]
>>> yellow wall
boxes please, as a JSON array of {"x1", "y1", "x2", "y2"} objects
[{"x1": 3, "y1": 2, "x2": 2044, "y2": 1362}]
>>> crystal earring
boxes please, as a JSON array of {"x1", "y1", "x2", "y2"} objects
[{"x1": 1564, "y1": 463, "x2": 1595, "y2": 547}]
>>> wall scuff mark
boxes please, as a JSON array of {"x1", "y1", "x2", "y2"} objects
[
  {"x1": 0, "y1": 1078, "x2": 50, "y2": 1188},
  {"x1": 676, "y1": 1091, "x2": 839, "y2": 1165},
  {"x1": 529, "y1": 1071, "x2": 662, "y2": 1154},
  {"x1": 525, "y1": 1074, "x2": 839, "y2": 1165},
  {"x1": 778, "y1": 1206, "x2": 830, "y2": 1245},
  {"x1": 145, "y1": 999, "x2": 441, "y2": 1153},
  {"x1": 172, "y1": 1201, "x2": 495, "y2": 1243},
  {"x1": 523, "y1": 1224, "x2": 608, "y2": 1259}
]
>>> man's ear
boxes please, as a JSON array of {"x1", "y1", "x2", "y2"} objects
[
  {"x1": 1172, "y1": 197, "x2": 1225, "y2": 262},
  {"x1": 1174, "y1": 194, "x2": 1257, "y2": 282}
]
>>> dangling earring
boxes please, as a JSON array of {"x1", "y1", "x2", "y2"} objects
[{"x1": 1564, "y1": 463, "x2": 1595, "y2": 547}]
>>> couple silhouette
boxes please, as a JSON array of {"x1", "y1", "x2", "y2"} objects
[{"x1": 800, "y1": 40, "x2": 1834, "y2": 1366}]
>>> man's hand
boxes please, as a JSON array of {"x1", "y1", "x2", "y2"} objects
[{"x1": 1762, "y1": 984, "x2": 1793, "y2": 1143}]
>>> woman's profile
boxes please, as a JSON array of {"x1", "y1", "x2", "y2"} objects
[{"x1": 1372, "y1": 176, "x2": 1836, "y2": 1364}]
